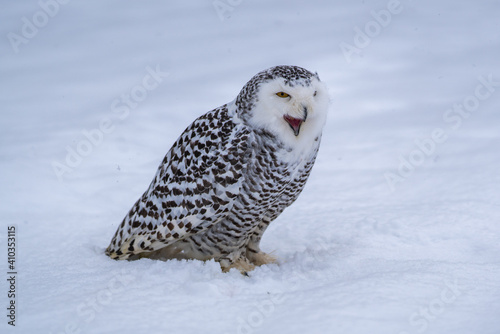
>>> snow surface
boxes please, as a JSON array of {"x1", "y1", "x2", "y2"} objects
[{"x1": 1, "y1": 1, "x2": 499, "y2": 333}]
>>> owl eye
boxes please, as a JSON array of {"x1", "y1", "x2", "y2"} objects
[{"x1": 276, "y1": 92, "x2": 290, "y2": 98}]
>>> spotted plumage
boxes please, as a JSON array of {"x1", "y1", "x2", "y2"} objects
[{"x1": 106, "y1": 65, "x2": 329, "y2": 273}]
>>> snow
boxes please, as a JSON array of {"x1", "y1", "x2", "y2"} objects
[{"x1": 1, "y1": 0, "x2": 499, "y2": 333}]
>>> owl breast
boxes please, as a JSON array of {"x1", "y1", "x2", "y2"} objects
[{"x1": 174, "y1": 126, "x2": 321, "y2": 260}]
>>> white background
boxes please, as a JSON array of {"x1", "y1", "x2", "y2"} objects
[{"x1": 1, "y1": 1, "x2": 499, "y2": 333}]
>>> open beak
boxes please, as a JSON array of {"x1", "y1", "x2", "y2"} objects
[{"x1": 283, "y1": 107, "x2": 308, "y2": 136}]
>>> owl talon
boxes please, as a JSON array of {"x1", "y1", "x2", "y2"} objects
[
  {"x1": 219, "y1": 256, "x2": 255, "y2": 274},
  {"x1": 247, "y1": 251, "x2": 278, "y2": 266}
]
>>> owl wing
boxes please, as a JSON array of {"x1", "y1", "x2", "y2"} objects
[{"x1": 106, "y1": 107, "x2": 251, "y2": 259}]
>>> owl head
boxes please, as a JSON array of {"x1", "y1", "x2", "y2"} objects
[{"x1": 233, "y1": 65, "x2": 329, "y2": 146}]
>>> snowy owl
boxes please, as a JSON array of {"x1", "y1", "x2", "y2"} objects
[{"x1": 106, "y1": 65, "x2": 329, "y2": 273}]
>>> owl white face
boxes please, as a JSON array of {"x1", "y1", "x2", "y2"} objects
[{"x1": 248, "y1": 77, "x2": 329, "y2": 146}]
